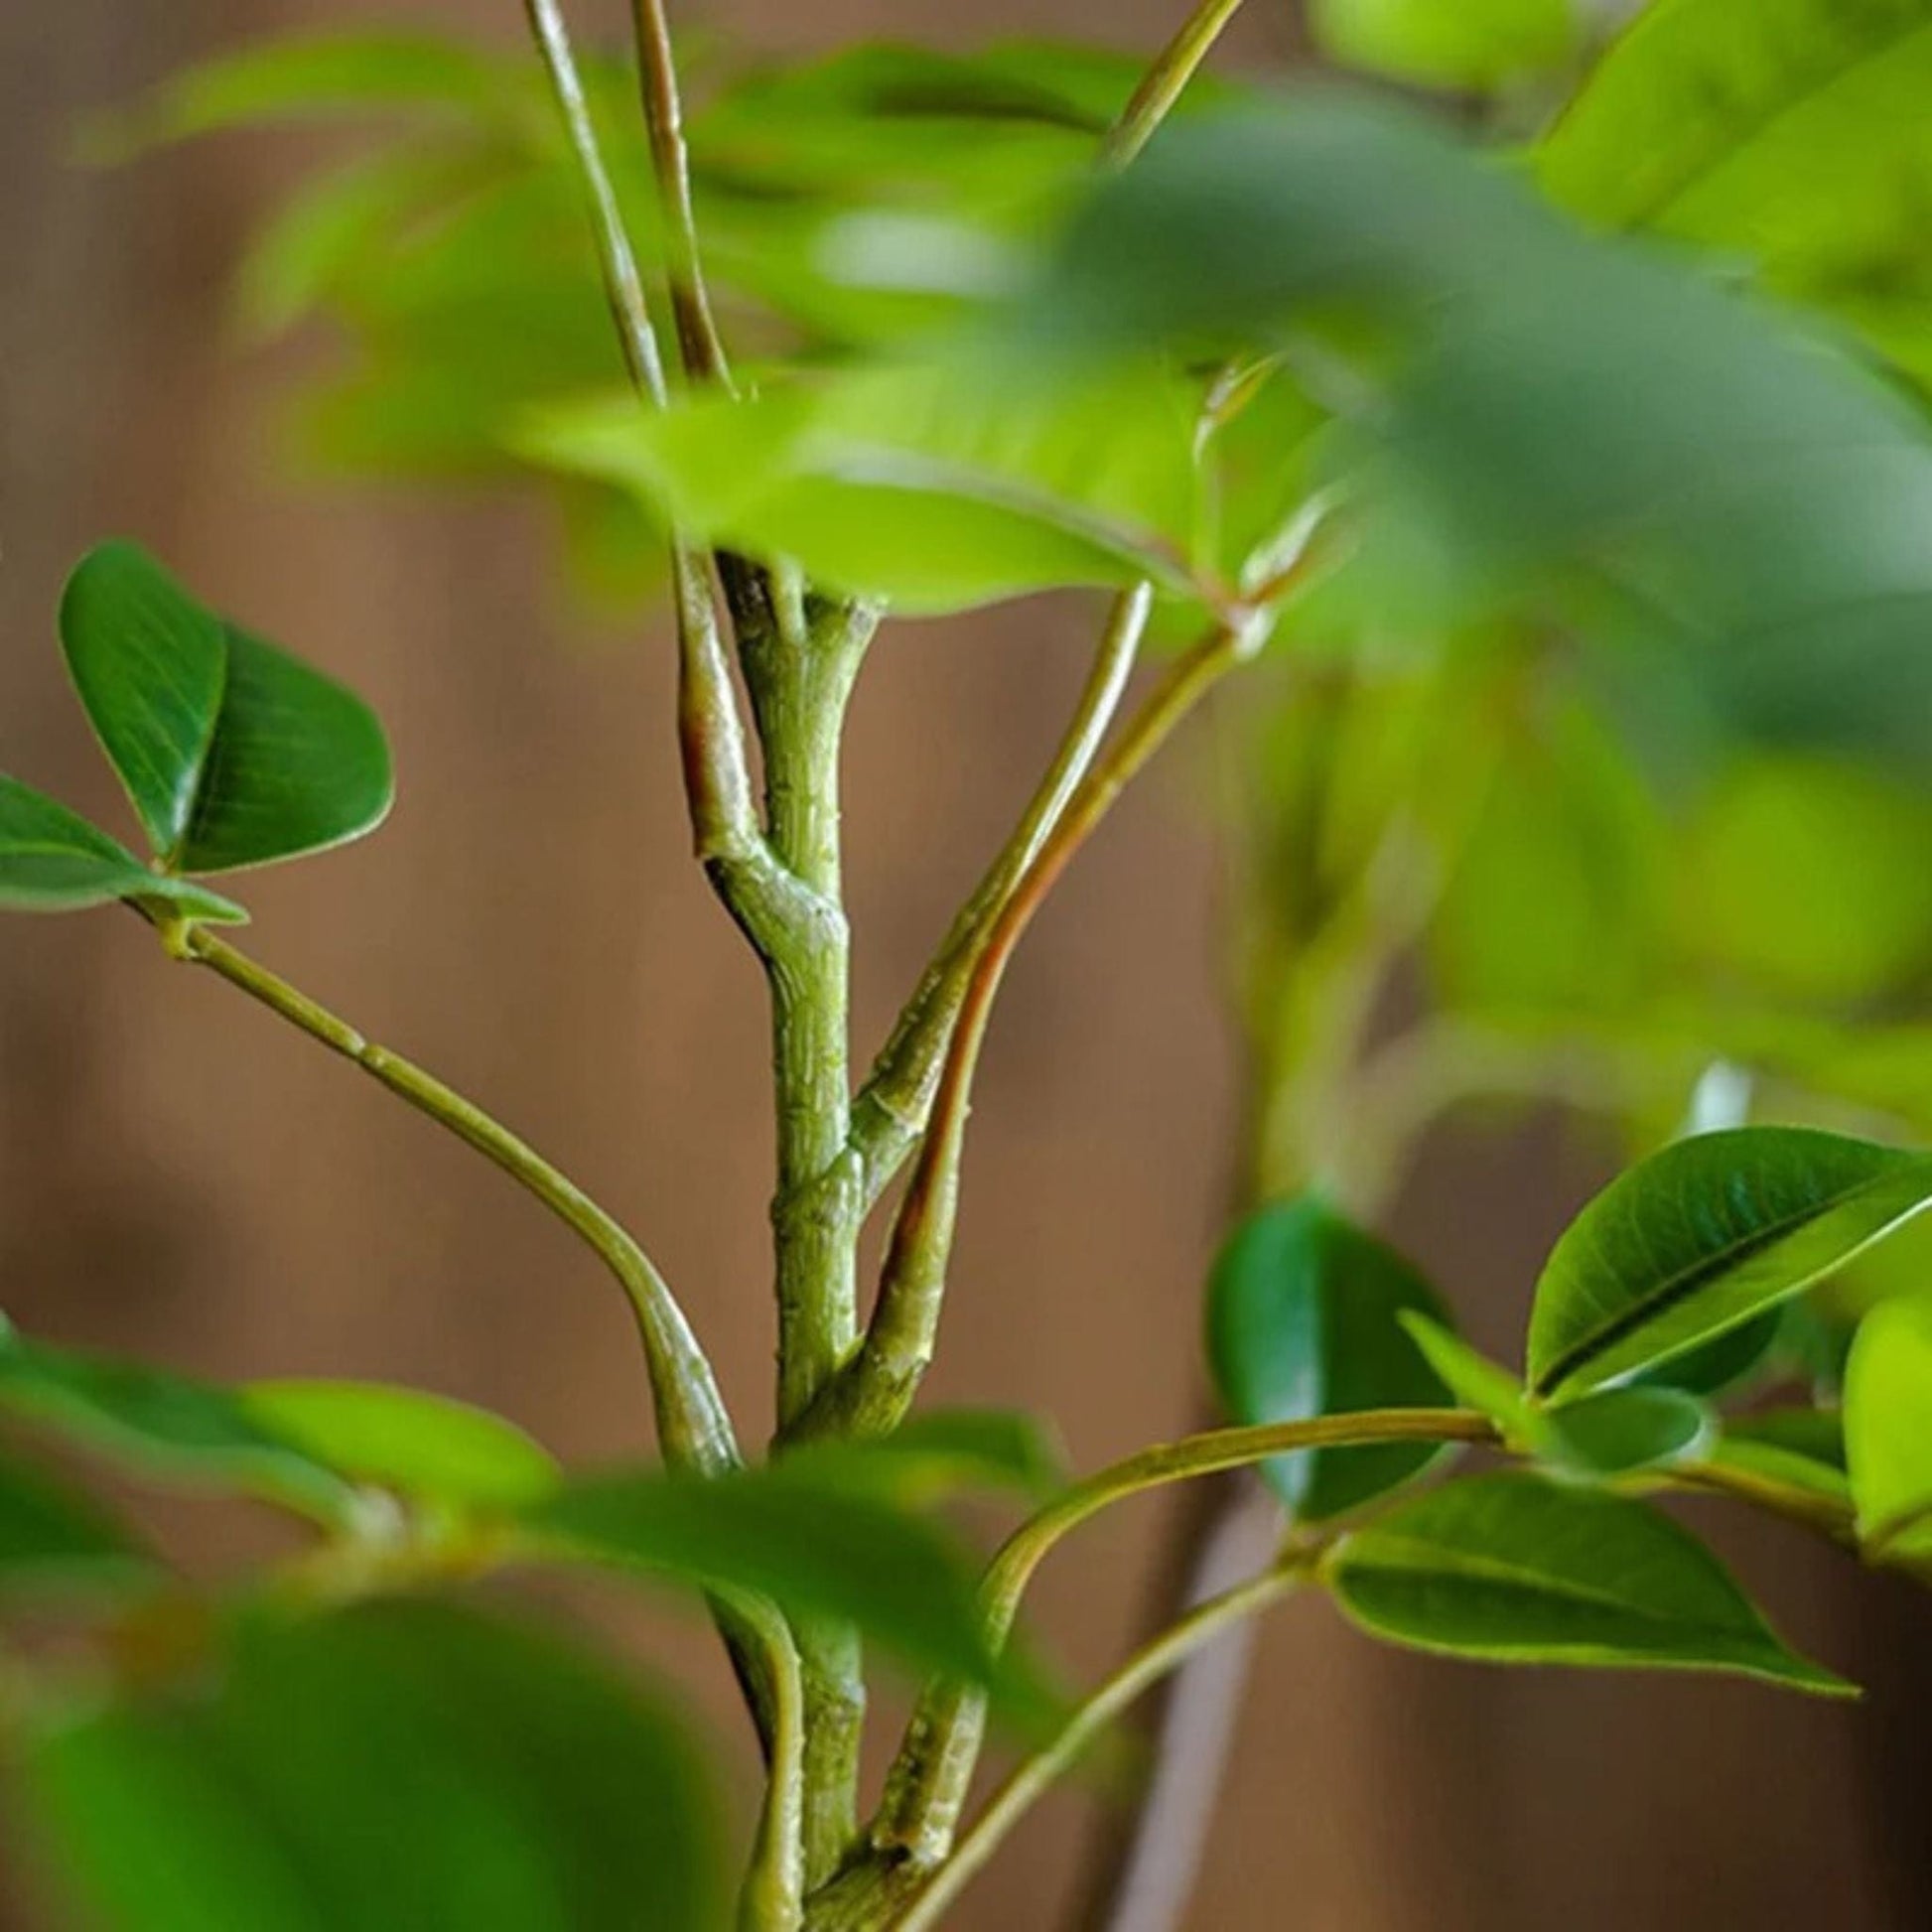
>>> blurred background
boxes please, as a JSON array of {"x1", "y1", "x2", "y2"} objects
[{"x1": 2, "y1": 2, "x2": 1929, "y2": 1928}]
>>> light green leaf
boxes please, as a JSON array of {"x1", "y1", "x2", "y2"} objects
[
  {"x1": 1327, "y1": 1471, "x2": 1852, "y2": 1693},
  {"x1": 526, "y1": 1459, "x2": 1026, "y2": 1702},
  {"x1": 826, "y1": 1408, "x2": 1065, "y2": 1503},
  {"x1": 1631, "y1": 1306, "x2": 1787, "y2": 1400},
  {"x1": 0, "y1": 1328, "x2": 354, "y2": 1526},
  {"x1": 1845, "y1": 1297, "x2": 1932, "y2": 1557},
  {"x1": 1312, "y1": 0, "x2": 1580, "y2": 88},
  {"x1": 59, "y1": 543, "x2": 393, "y2": 876},
  {"x1": 519, "y1": 361, "x2": 1203, "y2": 615},
  {"x1": 0, "y1": 776, "x2": 245, "y2": 923},
  {"x1": 0, "y1": 1451, "x2": 155, "y2": 1600},
  {"x1": 1205, "y1": 1197, "x2": 1456, "y2": 1520},
  {"x1": 22, "y1": 1598, "x2": 725, "y2": 1932},
  {"x1": 1398, "y1": 1314, "x2": 1537, "y2": 1445},
  {"x1": 1713, "y1": 1408, "x2": 1852, "y2": 1508},
  {"x1": 1526, "y1": 1128, "x2": 1932, "y2": 1400},
  {"x1": 1541, "y1": 1386, "x2": 1712, "y2": 1478},
  {"x1": 1016, "y1": 97, "x2": 1932, "y2": 759},
  {"x1": 93, "y1": 30, "x2": 510, "y2": 159},
  {"x1": 1538, "y1": 0, "x2": 1932, "y2": 377},
  {"x1": 239, "y1": 1382, "x2": 560, "y2": 1513}
]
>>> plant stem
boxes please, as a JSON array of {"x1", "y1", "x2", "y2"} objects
[
  {"x1": 807, "y1": 608, "x2": 1268, "y2": 1444},
  {"x1": 738, "y1": 1590, "x2": 809, "y2": 1932},
  {"x1": 1102, "y1": 0, "x2": 1251, "y2": 170},
  {"x1": 630, "y1": 0, "x2": 734, "y2": 391},
  {"x1": 872, "y1": 1408, "x2": 1493, "y2": 1868},
  {"x1": 168, "y1": 923, "x2": 738, "y2": 1478},
  {"x1": 523, "y1": 0, "x2": 668, "y2": 407},
  {"x1": 895, "y1": 1558, "x2": 1312, "y2": 1932},
  {"x1": 846, "y1": 585, "x2": 1150, "y2": 1215}
]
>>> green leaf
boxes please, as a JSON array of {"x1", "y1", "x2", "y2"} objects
[
  {"x1": 239, "y1": 1382, "x2": 560, "y2": 1513},
  {"x1": 1526, "y1": 1128, "x2": 1932, "y2": 1400},
  {"x1": 1713, "y1": 1408, "x2": 1852, "y2": 1508},
  {"x1": 1312, "y1": 0, "x2": 1580, "y2": 89},
  {"x1": 0, "y1": 776, "x2": 245, "y2": 923},
  {"x1": 1016, "y1": 97, "x2": 1932, "y2": 759},
  {"x1": 1326, "y1": 1471, "x2": 1852, "y2": 1694},
  {"x1": 1398, "y1": 1314, "x2": 1536, "y2": 1444},
  {"x1": 1845, "y1": 1297, "x2": 1932, "y2": 1557},
  {"x1": 0, "y1": 1328, "x2": 354, "y2": 1526},
  {"x1": 526, "y1": 1459, "x2": 1024, "y2": 1702},
  {"x1": 0, "y1": 1451, "x2": 155, "y2": 1600},
  {"x1": 1541, "y1": 1387, "x2": 1713, "y2": 1478},
  {"x1": 93, "y1": 30, "x2": 511, "y2": 159},
  {"x1": 1631, "y1": 1306, "x2": 1786, "y2": 1400},
  {"x1": 835, "y1": 1408, "x2": 1065, "y2": 1502},
  {"x1": 21, "y1": 1598, "x2": 725, "y2": 1932},
  {"x1": 1537, "y1": 0, "x2": 1932, "y2": 377},
  {"x1": 1205, "y1": 1197, "x2": 1457, "y2": 1520},
  {"x1": 59, "y1": 543, "x2": 393, "y2": 876},
  {"x1": 519, "y1": 361, "x2": 1203, "y2": 616}
]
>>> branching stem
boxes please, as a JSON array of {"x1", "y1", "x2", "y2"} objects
[{"x1": 169, "y1": 922, "x2": 739, "y2": 1479}]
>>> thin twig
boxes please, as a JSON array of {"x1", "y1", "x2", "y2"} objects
[
  {"x1": 804, "y1": 607, "x2": 1275, "y2": 1444},
  {"x1": 168, "y1": 922, "x2": 739, "y2": 1479},
  {"x1": 1102, "y1": 0, "x2": 1251, "y2": 170},
  {"x1": 630, "y1": 0, "x2": 735, "y2": 390},
  {"x1": 896, "y1": 1557, "x2": 1312, "y2": 1932},
  {"x1": 847, "y1": 584, "x2": 1151, "y2": 1211}
]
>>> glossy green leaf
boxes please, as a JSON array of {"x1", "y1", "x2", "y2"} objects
[
  {"x1": 22, "y1": 1598, "x2": 725, "y2": 1932},
  {"x1": 519, "y1": 361, "x2": 1202, "y2": 615},
  {"x1": 1327, "y1": 1471, "x2": 1851, "y2": 1693},
  {"x1": 1526, "y1": 1128, "x2": 1932, "y2": 1400},
  {"x1": 526, "y1": 1459, "x2": 1023, "y2": 1699},
  {"x1": 1312, "y1": 0, "x2": 1579, "y2": 88},
  {"x1": 1845, "y1": 1297, "x2": 1932, "y2": 1556},
  {"x1": 239, "y1": 1382, "x2": 560, "y2": 1513},
  {"x1": 1205, "y1": 1197, "x2": 1456, "y2": 1520},
  {"x1": 0, "y1": 1451, "x2": 155, "y2": 1599},
  {"x1": 59, "y1": 543, "x2": 393, "y2": 876},
  {"x1": 1541, "y1": 1387, "x2": 1713, "y2": 1478},
  {"x1": 0, "y1": 1328, "x2": 354, "y2": 1525},
  {"x1": 0, "y1": 776, "x2": 245, "y2": 923},
  {"x1": 1632, "y1": 1306, "x2": 1786, "y2": 1400}
]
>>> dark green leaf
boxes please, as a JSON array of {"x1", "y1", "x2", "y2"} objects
[
  {"x1": 0, "y1": 1328, "x2": 353, "y2": 1526},
  {"x1": 1327, "y1": 1471, "x2": 1851, "y2": 1693},
  {"x1": 526, "y1": 1459, "x2": 1022, "y2": 1702},
  {"x1": 0, "y1": 1450, "x2": 155, "y2": 1600},
  {"x1": 1845, "y1": 1297, "x2": 1932, "y2": 1557},
  {"x1": 0, "y1": 776, "x2": 244, "y2": 923},
  {"x1": 239, "y1": 1382, "x2": 559, "y2": 1513},
  {"x1": 1312, "y1": 0, "x2": 1580, "y2": 88},
  {"x1": 21, "y1": 1598, "x2": 725, "y2": 1932},
  {"x1": 1631, "y1": 1305, "x2": 1786, "y2": 1399},
  {"x1": 59, "y1": 543, "x2": 393, "y2": 876},
  {"x1": 1205, "y1": 1196, "x2": 1456, "y2": 1520},
  {"x1": 1526, "y1": 1128, "x2": 1932, "y2": 1400},
  {"x1": 1541, "y1": 1387, "x2": 1712, "y2": 1477}
]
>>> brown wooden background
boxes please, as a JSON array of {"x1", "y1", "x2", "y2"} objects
[{"x1": 2, "y1": 2, "x2": 1927, "y2": 1926}]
